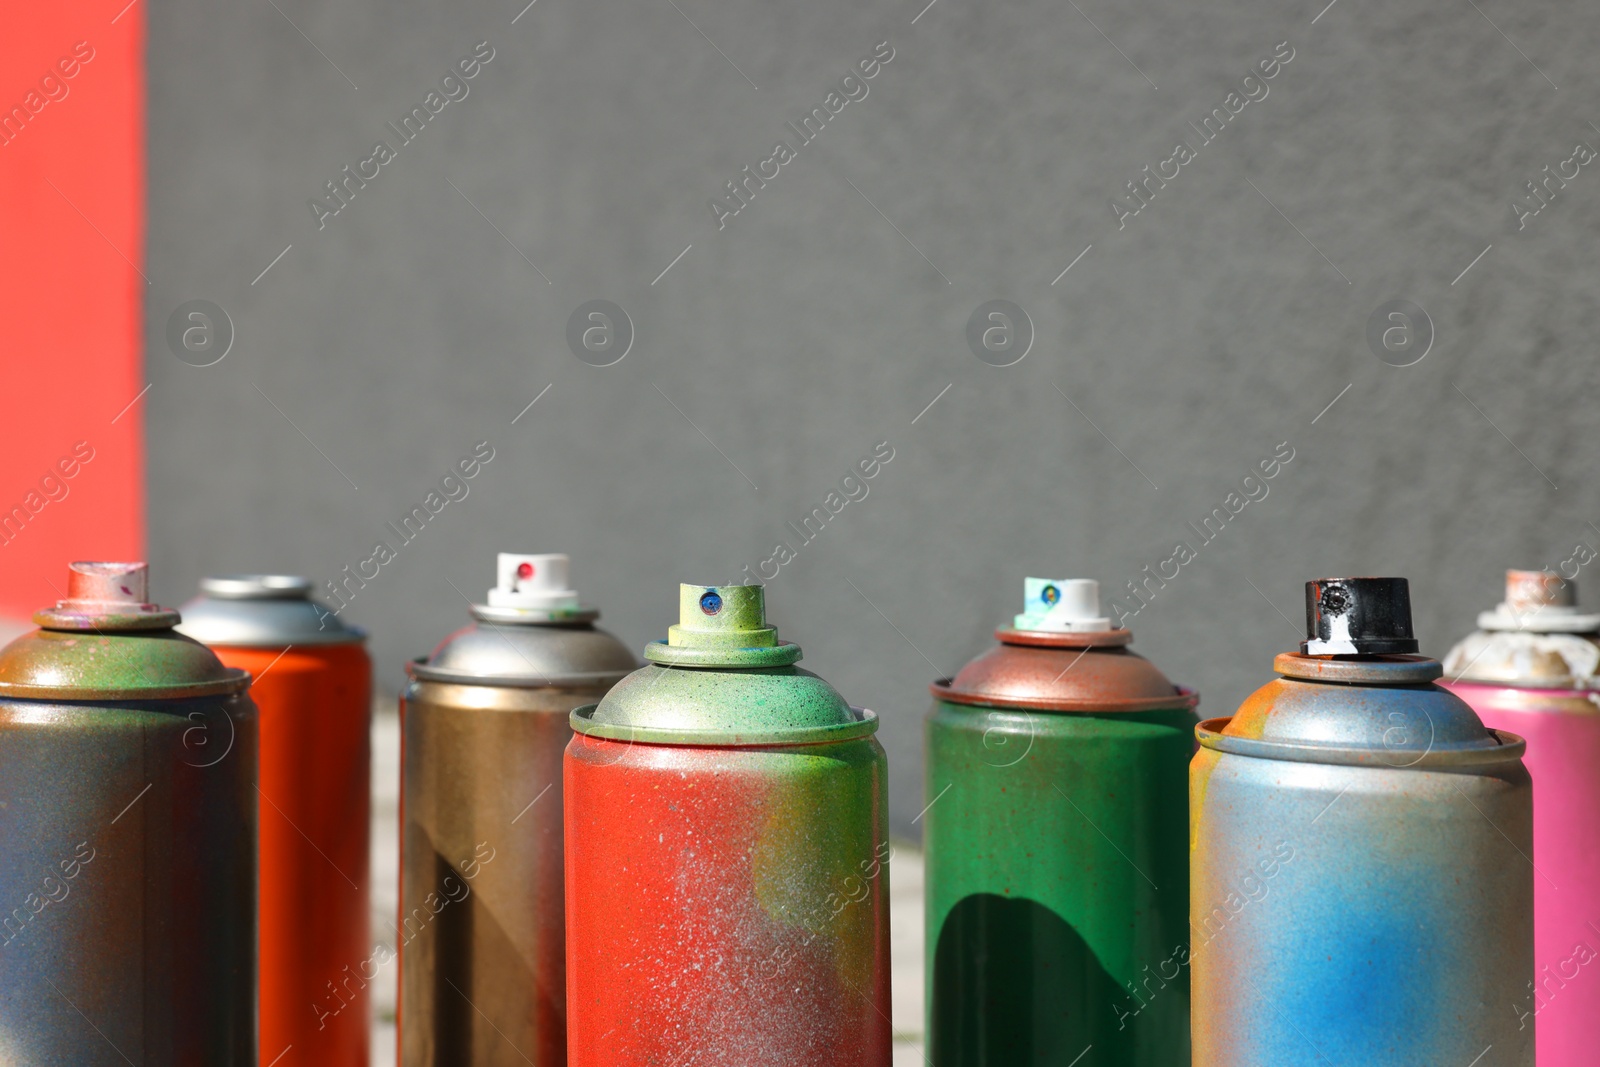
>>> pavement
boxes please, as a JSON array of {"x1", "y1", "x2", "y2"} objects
[{"x1": 366, "y1": 707, "x2": 928, "y2": 1065}]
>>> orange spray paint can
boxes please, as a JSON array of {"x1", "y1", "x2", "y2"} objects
[{"x1": 179, "y1": 574, "x2": 373, "y2": 1067}]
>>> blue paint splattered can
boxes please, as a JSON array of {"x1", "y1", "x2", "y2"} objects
[{"x1": 1190, "y1": 577, "x2": 1533, "y2": 1066}]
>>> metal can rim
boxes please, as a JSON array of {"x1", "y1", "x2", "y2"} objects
[
  {"x1": 1195, "y1": 715, "x2": 1527, "y2": 767},
  {"x1": 201, "y1": 629, "x2": 368, "y2": 650},
  {"x1": 405, "y1": 655, "x2": 634, "y2": 689},
  {"x1": 1273, "y1": 651, "x2": 1441, "y2": 685},
  {"x1": 469, "y1": 603, "x2": 602, "y2": 625},
  {"x1": 569, "y1": 702, "x2": 879, "y2": 746},
  {"x1": 34, "y1": 608, "x2": 182, "y2": 632},
  {"x1": 641, "y1": 639, "x2": 803, "y2": 668},
  {"x1": 0, "y1": 670, "x2": 253, "y2": 701},
  {"x1": 1441, "y1": 678, "x2": 1600, "y2": 708},
  {"x1": 1446, "y1": 675, "x2": 1600, "y2": 692},
  {"x1": 996, "y1": 626, "x2": 1133, "y2": 649},
  {"x1": 929, "y1": 680, "x2": 1199, "y2": 714},
  {"x1": 199, "y1": 573, "x2": 314, "y2": 599}
]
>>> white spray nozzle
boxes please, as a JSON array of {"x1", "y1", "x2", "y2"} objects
[
  {"x1": 1478, "y1": 569, "x2": 1600, "y2": 633},
  {"x1": 1015, "y1": 577, "x2": 1112, "y2": 633},
  {"x1": 486, "y1": 553, "x2": 580, "y2": 610}
]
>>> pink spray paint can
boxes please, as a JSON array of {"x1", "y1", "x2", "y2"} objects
[{"x1": 1442, "y1": 569, "x2": 1600, "y2": 1060}]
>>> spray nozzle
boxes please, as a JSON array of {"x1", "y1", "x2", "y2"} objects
[
  {"x1": 486, "y1": 553, "x2": 580, "y2": 610},
  {"x1": 35, "y1": 561, "x2": 178, "y2": 631},
  {"x1": 1476, "y1": 569, "x2": 1600, "y2": 633},
  {"x1": 641, "y1": 582, "x2": 800, "y2": 667},
  {"x1": 1014, "y1": 578, "x2": 1112, "y2": 633},
  {"x1": 1302, "y1": 577, "x2": 1418, "y2": 656},
  {"x1": 667, "y1": 584, "x2": 777, "y2": 649},
  {"x1": 64, "y1": 561, "x2": 151, "y2": 608}
]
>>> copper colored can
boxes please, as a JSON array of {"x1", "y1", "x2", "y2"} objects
[
  {"x1": 178, "y1": 574, "x2": 372, "y2": 1066},
  {"x1": 398, "y1": 554, "x2": 635, "y2": 1066}
]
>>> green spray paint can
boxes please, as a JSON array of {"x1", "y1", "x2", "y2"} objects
[{"x1": 925, "y1": 578, "x2": 1197, "y2": 1066}]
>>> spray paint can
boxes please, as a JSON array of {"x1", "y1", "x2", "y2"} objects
[
  {"x1": 398, "y1": 553, "x2": 636, "y2": 1066},
  {"x1": 1440, "y1": 569, "x2": 1600, "y2": 1062},
  {"x1": 0, "y1": 561, "x2": 256, "y2": 1063},
  {"x1": 924, "y1": 577, "x2": 1197, "y2": 1066},
  {"x1": 566, "y1": 584, "x2": 891, "y2": 1067},
  {"x1": 177, "y1": 574, "x2": 372, "y2": 1066},
  {"x1": 1191, "y1": 577, "x2": 1533, "y2": 1066}
]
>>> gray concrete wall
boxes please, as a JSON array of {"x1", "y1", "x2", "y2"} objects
[{"x1": 147, "y1": 0, "x2": 1600, "y2": 835}]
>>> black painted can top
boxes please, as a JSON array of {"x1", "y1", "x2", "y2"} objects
[{"x1": 1301, "y1": 577, "x2": 1419, "y2": 656}]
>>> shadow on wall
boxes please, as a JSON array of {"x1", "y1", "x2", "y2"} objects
[{"x1": 932, "y1": 894, "x2": 1154, "y2": 1066}]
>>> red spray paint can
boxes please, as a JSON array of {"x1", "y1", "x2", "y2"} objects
[{"x1": 565, "y1": 583, "x2": 891, "y2": 1066}]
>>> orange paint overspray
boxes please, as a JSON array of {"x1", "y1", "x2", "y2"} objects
[{"x1": 178, "y1": 576, "x2": 372, "y2": 1067}]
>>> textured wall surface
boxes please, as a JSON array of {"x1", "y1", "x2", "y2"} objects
[{"x1": 146, "y1": 0, "x2": 1600, "y2": 835}]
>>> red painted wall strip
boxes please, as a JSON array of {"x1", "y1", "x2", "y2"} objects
[{"x1": 0, "y1": 1, "x2": 145, "y2": 620}]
